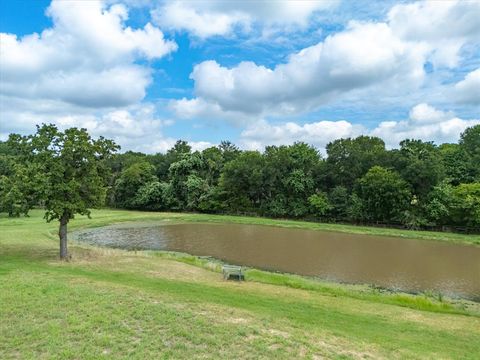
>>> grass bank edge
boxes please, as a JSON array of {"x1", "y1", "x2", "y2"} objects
[{"x1": 143, "y1": 250, "x2": 479, "y2": 317}]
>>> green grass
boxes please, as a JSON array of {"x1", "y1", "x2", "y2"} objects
[{"x1": 1, "y1": 209, "x2": 480, "y2": 359}]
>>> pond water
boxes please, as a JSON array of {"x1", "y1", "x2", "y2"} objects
[{"x1": 75, "y1": 222, "x2": 480, "y2": 299}]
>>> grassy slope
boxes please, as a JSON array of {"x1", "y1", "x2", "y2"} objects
[{"x1": 1, "y1": 209, "x2": 479, "y2": 359}]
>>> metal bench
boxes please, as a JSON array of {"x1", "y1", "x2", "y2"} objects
[{"x1": 222, "y1": 264, "x2": 245, "y2": 281}]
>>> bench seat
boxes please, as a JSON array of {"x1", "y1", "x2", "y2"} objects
[{"x1": 222, "y1": 265, "x2": 245, "y2": 281}]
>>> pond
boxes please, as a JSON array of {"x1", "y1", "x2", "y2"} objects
[{"x1": 75, "y1": 222, "x2": 480, "y2": 300}]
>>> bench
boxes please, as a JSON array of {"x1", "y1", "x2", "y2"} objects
[{"x1": 222, "y1": 265, "x2": 245, "y2": 281}]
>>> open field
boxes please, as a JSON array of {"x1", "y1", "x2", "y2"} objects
[{"x1": 1, "y1": 209, "x2": 480, "y2": 359}]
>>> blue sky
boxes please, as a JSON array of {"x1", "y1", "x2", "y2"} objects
[{"x1": 1, "y1": 0, "x2": 479, "y2": 153}]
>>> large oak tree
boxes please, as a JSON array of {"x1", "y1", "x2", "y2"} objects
[{"x1": 7, "y1": 124, "x2": 118, "y2": 259}]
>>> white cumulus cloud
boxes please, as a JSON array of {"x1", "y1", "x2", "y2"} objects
[
  {"x1": 239, "y1": 119, "x2": 365, "y2": 151},
  {"x1": 171, "y1": 0, "x2": 480, "y2": 122},
  {"x1": 151, "y1": 0, "x2": 337, "y2": 38},
  {"x1": 169, "y1": 96, "x2": 253, "y2": 125},
  {"x1": 0, "y1": 97, "x2": 211, "y2": 154},
  {"x1": 0, "y1": 0, "x2": 177, "y2": 109},
  {"x1": 239, "y1": 104, "x2": 479, "y2": 151},
  {"x1": 453, "y1": 68, "x2": 480, "y2": 105},
  {"x1": 371, "y1": 103, "x2": 479, "y2": 147},
  {"x1": 171, "y1": 21, "x2": 428, "y2": 120},
  {"x1": 387, "y1": 0, "x2": 480, "y2": 67}
]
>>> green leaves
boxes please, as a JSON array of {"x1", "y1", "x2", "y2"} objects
[
  {"x1": 308, "y1": 192, "x2": 331, "y2": 218},
  {"x1": 132, "y1": 181, "x2": 172, "y2": 211},
  {"x1": 459, "y1": 125, "x2": 480, "y2": 182},
  {"x1": 326, "y1": 136, "x2": 387, "y2": 190},
  {"x1": 114, "y1": 161, "x2": 157, "y2": 208},
  {"x1": 5, "y1": 124, "x2": 118, "y2": 222},
  {"x1": 397, "y1": 139, "x2": 444, "y2": 198},
  {"x1": 450, "y1": 183, "x2": 480, "y2": 227},
  {"x1": 355, "y1": 166, "x2": 411, "y2": 223}
]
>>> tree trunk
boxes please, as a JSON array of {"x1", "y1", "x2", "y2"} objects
[{"x1": 59, "y1": 213, "x2": 69, "y2": 260}]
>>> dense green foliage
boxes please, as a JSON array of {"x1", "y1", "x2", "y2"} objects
[
  {"x1": 0, "y1": 124, "x2": 118, "y2": 258},
  {"x1": 355, "y1": 166, "x2": 411, "y2": 223},
  {"x1": 2, "y1": 125, "x2": 480, "y2": 230}
]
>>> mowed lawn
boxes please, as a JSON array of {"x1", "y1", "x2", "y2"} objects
[{"x1": 1, "y1": 210, "x2": 480, "y2": 359}]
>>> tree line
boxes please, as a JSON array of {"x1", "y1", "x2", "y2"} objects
[{"x1": 1, "y1": 124, "x2": 480, "y2": 236}]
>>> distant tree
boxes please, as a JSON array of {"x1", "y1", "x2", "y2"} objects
[
  {"x1": 439, "y1": 143, "x2": 470, "y2": 185},
  {"x1": 185, "y1": 174, "x2": 209, "y2": 211},
  {"x1": 200, "y1": 146, "x2": 224, "y2": 186},
  {"x1": 155, "y1": 140, "x2": 192, "y2": 180},
  {"x1": 114, "y1": 161, "x2": 157, "y2": 208},
  {"x1": 168, "y1": 152, "x2": 204, "y2": 209},
  {"x1": 346, "y1": 193, "x2": 363, "y2": 223},
  {"x1": 262, "y1": 143, "x2": 320, "y2": 217},
  {"x1": 7, "y1": 124, "x2": 118, "y2": 259},
  {"x1": 400, "y1": 195, "x2": 429, "y2": 230},
  {"x1": 220, "y1": 151, "x2": 265, "y2": 213},
  {"x1": 424, "y1": 181, "x2": 480, "y2": 228},
  {"x1": 355, "y1": 166, "x2": 411, "y2": 223},
  {"x1": 308, "y1": 192, "x2": 331, "y2": 218},
  {"x1": 325, "y1": 136, "x2": 387, "y2": 189},
  {"x1": 197, "y1": 186, "x2": 225, "y2": 213},
  {"x1": 218, "y1": 140, "x2": 240, "y2": 163},
  {"x1": 132, "y1": 181, "x2": 173, "y2": 211},
  {"x1": 108, "y1": 151, "x2": 148, "y2": 174},
  {"x1": 105, "y1": 151, "x2": 150, "y2": 206},
  {"x1": 147, "y1": 152, "x2": 166, "y2": 179},
  {"x1": 424, "y1": 183, "x2": 454, "y2": 226},
  {"x1": 450, "y1": 183, "x2": 480, "y2": 227},
  {"x1": 328, "y1": 186, "x2": 350, "y2": 220},
  {"x1": 459, "y1": 125, "x2": 480, "y2": 181},
  {"x1": 460, "y1": 125, "x2": 480, "y2": 158},
  {"x1": 396, "y1": 139, "x2": 444, "y2": 198}
]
